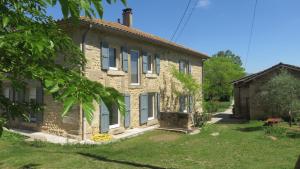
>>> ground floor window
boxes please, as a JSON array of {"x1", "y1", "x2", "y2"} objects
[
  {"x1": 148, "y1": 93, "x2": 156, "y2": 120},
  {"x1": 179, "y1": 95, "x2": 189, "y2": 113},
  {"x1": 109, "y1": 104, "x2": 120, "y2": 129}
]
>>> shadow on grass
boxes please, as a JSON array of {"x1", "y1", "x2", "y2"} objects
[
  {"x1": 214, "y1": 113, "x2": 249, "y2": 124},
  {"x1": 295, "y1": 155, "x2": 300, "y2": 169},
  {"x1": 19, "y1": 163, "x2": 40, "y2": 169},
  {"x1": 236, "y1": 126, "x2": 264, "y2": 132},
  {"x1": 287, "y1": 131, "x2": 300, "y2": 139},
  {"x1": 78, "y1": 152, "x2": 168, "y2": 169}
]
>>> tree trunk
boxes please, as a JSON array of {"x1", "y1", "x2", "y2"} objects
[{"x1": 288, "y1": 110, "x2": 292, "y2": 127}]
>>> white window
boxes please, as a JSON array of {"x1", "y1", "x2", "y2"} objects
[
  {"x1": 109, "y1": 48, "x2": 117, "y2": 70},
  {"x1": 109, "y1": 104, "x2": 120, "y2": 129},
  {"x1": 2, "y1": 87, "x2": 10, "y2": 99},
  {"x1": 29, "y1": 87, "x2": 36, "y2": 102},
  {"x1": 148, "y1": 93, "x2": 156, "y2": 120},
  {"x1": 130, "y1": 50, "x2": 140, "y2": 85},
  {"x1": 147, "y1": 55, "x2": 153, "y2": 73}
]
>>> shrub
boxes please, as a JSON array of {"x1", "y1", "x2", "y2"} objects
[
  {"x1": 263, "y1": 126, "x2": 287, "y2": 138},
  {"x1": 203, "y1": 101, "x2": 231, "y2": 113}
]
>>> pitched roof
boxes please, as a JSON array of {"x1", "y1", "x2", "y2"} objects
[
  {"x1": 60, "y1": 17, "x2": 209, "y2": 59},
  {"x1": 233, "y1": 63, "x2": 300, "y2": 85}
]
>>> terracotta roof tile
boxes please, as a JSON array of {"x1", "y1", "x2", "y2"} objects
[{"x1": 75, "y1": 17, "x2": 209, "y2": 59}]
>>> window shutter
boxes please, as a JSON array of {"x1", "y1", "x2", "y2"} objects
[
  {"x1": 36, "y1": 86, "x2": 43, "y2": 123},
  {"x1": 179, "y1": 96, "x2": 185, "y2": 112},
  {"x1": 121, "y1": 47, "x2": 128, "y2": 72},
  {"x1": 189, "y1": 95, "x2": 193, "y2": 113},
  {"x1": 179, "y1": 60, "x2": 184, "y2": 72},
  {"x1": 142, "y1": 52, "x2": 148, "y2": 74},
  {"x1": 188, "y1": 62, "x2": 192, "y2": 74},
  {"x1": 156, "y1": 93, "x2": 160, "y2": 119},
  {"x1": 155, "y1": 55, "x2": 160, "y2": 75},
  {"x1": 100, "y1": 100, "x2": 109, "y2": 133},
  {"x1": 124, "y1": 94, "x2": 131, "y2": 128},
  {"x1": 101, "y1": 42, "x2": 109, "y2": 70},
  {"x1": 140, "y1": 93, "x2": 148, "y2": 124}
]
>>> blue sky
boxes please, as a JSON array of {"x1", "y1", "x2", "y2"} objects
[{"x1": 47, "y1": 0, "x2": 300, "y2": 73}]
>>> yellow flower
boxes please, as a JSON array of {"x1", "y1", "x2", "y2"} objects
[{"x1": 91, "y1": 134, "x2": 112, "y2": 142}]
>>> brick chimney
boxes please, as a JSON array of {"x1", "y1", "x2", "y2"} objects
[{"x1": 122, "y1": 8, "x2": 132, "y2": 27}]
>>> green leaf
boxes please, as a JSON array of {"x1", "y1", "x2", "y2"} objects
[
  {"x1": 2, "y1": 16, "x2": 9, "y2": 28},
  {"x1": 82, "y1": 102, "x2": 95, "y2": 124},
  {"x1": 49, "y1": 83, "x2": 60, "y2": 93},
  {"x1": 62, "y1": 97, "x2": 76, "y2": 117}
]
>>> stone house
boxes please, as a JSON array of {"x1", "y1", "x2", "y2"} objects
[
  {"x1": 233, "y1": 63, "x2": 300, "y2": 120},
  {"x1": 2, "y1": 8, "x2": 208, "y2": 140}
]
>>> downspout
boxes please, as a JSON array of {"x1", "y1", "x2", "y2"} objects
[{"x1": 81, "y1": 24, "x2": 93, "y2": 140}]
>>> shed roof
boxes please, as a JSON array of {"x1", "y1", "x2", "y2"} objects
[{"x1": 233, "y1": 63, "x2": 300, "y2": 85}]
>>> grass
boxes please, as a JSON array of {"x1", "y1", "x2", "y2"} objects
[{"x1": 0, "y1": 121, "x2": 300, "y2": 169}]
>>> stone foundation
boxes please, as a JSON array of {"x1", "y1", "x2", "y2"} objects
[{"x1": 159, "y1": 112, "x2": 193, "y2": 130}]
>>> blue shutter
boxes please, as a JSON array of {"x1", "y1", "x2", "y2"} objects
[
  {"x1": 101, "y1": 42, "x2": 109, "y2": 70},
  {"x1": 156, "y1": 93, "x2": 160, "y2": 119},
  {"x1": 124, "y1": 94, "x2": 131, "y2": 128},
  {"x1": 188, "y1": 62, "x2": 192, "y2": 74},
  {"x1": 100, "y1": 100, "x2": 109, "y2": 133},
  {"x1": 142, "y1": 52, "x2": 148, "y2": 74},
  {"x1": 179, "y1": 60, "x2": 184, "y2": 72},
  {"x1": 36, "y1": 86, "x2": 43, "y2": 123},
  {"x1": 155, "y1": 55, "x2": 160, "y2": 75},
  {"x1": 140, "y1": 93, "x2": 148, "y2": 124},
  {"x1": 122, "y1": 47, "x2": 128, "y2": 72},
  {"x1": 179, "y1": 96, "x2": 185, "y2": 112},
  {"x1": 189, "y1": 95, "x2": 193, "y2": 113}
]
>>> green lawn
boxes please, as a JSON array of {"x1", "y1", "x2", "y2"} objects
[{"x1": 1, "y1": 121, "x2": 299, "y2": 169}]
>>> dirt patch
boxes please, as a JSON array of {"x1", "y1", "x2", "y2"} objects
[
  {"x1": 267, "y1": 135, "x2": 278, "y2": 141},
  {"x1": 149, "y1": 133, "x2": 180, "y2": 142}
]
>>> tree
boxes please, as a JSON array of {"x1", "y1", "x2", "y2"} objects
[
  {"x1": 256, "y1": 70, "x2": 300, "y2": 126},
  {"x1": 212, "y1": 50, "x2": 242, "y2": 66},
  {"x1": 171, "y1": 66, "x2": 202, "y2": 112},
  {"x1": 204, "y1": 55, "x2": 245, "y2": 101},
  {"x1": 0, "y1": 0, "x2": 126, "y2": 136}
]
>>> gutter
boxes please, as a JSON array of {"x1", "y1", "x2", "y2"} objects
[{"x1": 80, "y1": 24, "x2": 93, "y2": 140}]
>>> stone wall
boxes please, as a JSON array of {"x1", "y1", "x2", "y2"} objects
[
  {"x1": 69, "y1": 27, "x2": 204, "y2": 138},
  {"x1": 159, "y1": 112, "x2": 193, "y2": 130}
]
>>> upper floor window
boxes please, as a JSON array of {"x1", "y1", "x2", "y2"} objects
[
  {"x1": 147, "y1": 55, "x2": 153, "y2": 73},
  {"x1": 130, "y1": 50, "x2": 140, "y2": 85},
  {"x1": 101, "y1": 42, "x2": 119, "y2": 71},
  {"x1": 109, "y1": 48, "x2": 117, "y2": 70},
  {"x1": 179, "y1": 60, "x2": 191, "y2": 74},
  {"x1": 143, "y1": 52, "x2": 160, "y2": 75}
]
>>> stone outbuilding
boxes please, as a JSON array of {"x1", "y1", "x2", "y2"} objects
[{"x1": 233, "y1": 63, "x2": 300, "y2": 120}]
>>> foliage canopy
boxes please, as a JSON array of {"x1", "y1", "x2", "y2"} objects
[
  {"x1": 0, "y1": 0, "x2": 127, "y2": 134},
  {"x1": 204, "y1": 52, "x2": 245, "y2": 101}
]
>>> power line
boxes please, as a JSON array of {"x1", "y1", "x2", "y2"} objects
[
  {"x1": 174, "y1": 0, "x2": 198, "y2": 42},
  {"x1": 170, "y1": 0, "x2": 192, "y2": 41},
  {"x1": 244, "y1": 0, "x2": 258, "y2": 67}
]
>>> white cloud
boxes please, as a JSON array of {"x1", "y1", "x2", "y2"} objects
[{"x1": 196, "y1": 0, "x2": 210, "y2": 8}]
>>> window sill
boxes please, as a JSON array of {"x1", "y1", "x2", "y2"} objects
[
  {"x1": 107, "y1": 70, "x2": 125, "y2": 76},
  {"x1": 129, "y1": 84, "x2": 142, "y2": 89},
  {"x1": 145, "y1": 73, "x2": 158, "y2": 79}
]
